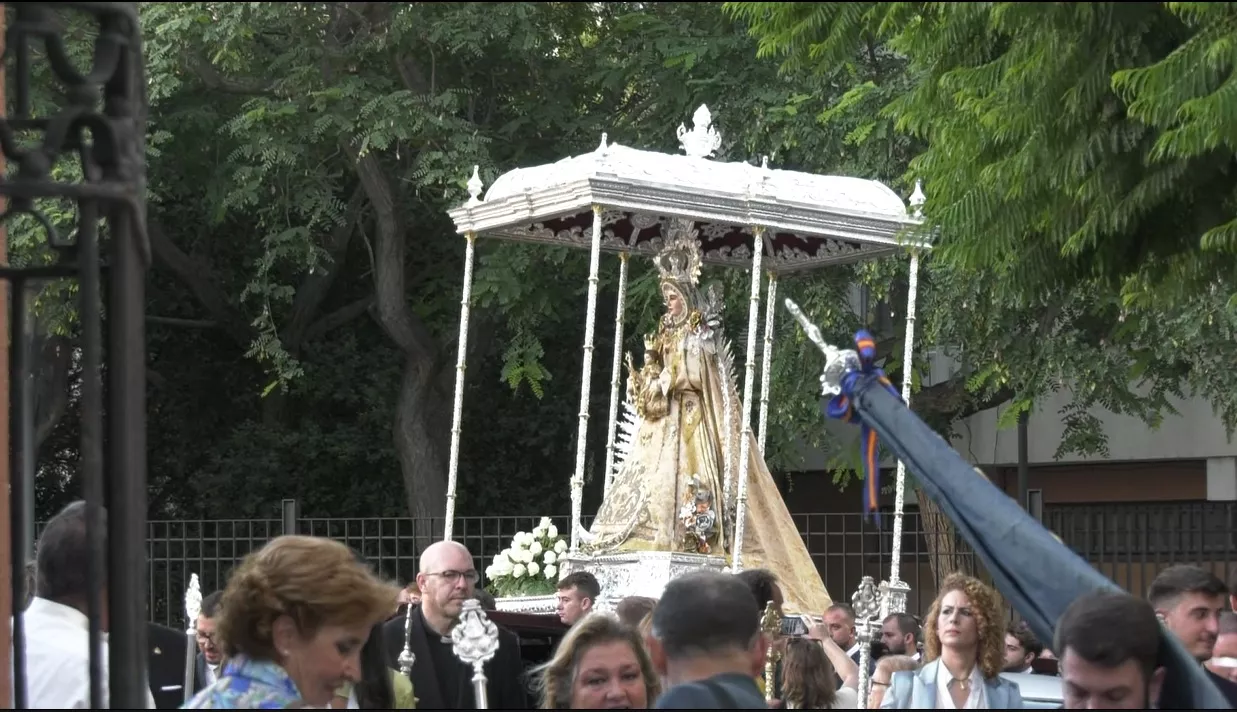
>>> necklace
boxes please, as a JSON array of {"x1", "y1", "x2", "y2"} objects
[{"x1": 951, "y1": 676, "x2": 970, "y2": 691}]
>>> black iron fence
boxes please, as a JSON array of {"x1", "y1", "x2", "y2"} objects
[{"x1": 63, "y1": 500, "x2": 1237, "y2": 627}]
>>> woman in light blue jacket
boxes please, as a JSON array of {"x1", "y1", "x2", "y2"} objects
[{"x1": 881, "y1": 573, "x2": 1022, "y2": 709}]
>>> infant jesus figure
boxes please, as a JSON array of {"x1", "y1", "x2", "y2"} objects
[{"x1": 679, "y1": 476, "x2": 718, "y2": 555}]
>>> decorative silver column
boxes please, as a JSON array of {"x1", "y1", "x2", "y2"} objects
[
  {"x1": 602, "y1": 253, "x2": 630, "y2": 496},
  {"x1": 730, "y1": 228, "x2": 765, "y2": 573},
  {"x1": 853, "y1": 576, "x2": 881, "y2": 709},
  {"x1": 757, "y1": 271, "x2": 778, "y2": 454},
  {"x1": 443, "y1": 166, "x2": 484, "y2": 541},
  {"x1": 882, "y1": 181, "x2": 926, "y2": 616},
  {"x1": 570, "y1": 206, "x2": 605, "y2": 551}
]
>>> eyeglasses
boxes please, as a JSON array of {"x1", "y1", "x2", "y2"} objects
[
  {"x1": 196, "y1": 631, "x2": 219, "y2": 646},
  {"x1": 427, "y1": 569, "x2": 479, "y2": 584}
]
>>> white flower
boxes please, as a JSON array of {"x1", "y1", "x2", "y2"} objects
[
  {"x1": 527, "y1": 561, "x2": 541, "y2": 576},
  {"x1": 491, "y1": 556, "x2": 513, "y2": 577},
  {"x1": 555, "y1": 540, "x2": 568, "y2": 553},
  {"x1": 514, "y1": 531, "x2": 531, "y2": 547},
  {"x1": 530, "y1": 541, "x2": 544, "y2": 556},
  {"x1": 543, "y1": 550, "x2": 557, "y2": 565},
  {"x1": 513, "y1": 563, "x2": 527, "y2": 579},
  {"x1": 546, "y1": 524, "x2": 558, "y2": 539},
  {"x1": 485, "y1": 564, "x2": 497, "y2": 579},
  {"x1": 545, "y1": 564, "x2": 557, "y2": 579},
  {"x1": 539, "y1": 516, "x2": 553, "y2": 529},
  {"x1": 494, "y1": 550, "x2": 510, "y2": 565}
]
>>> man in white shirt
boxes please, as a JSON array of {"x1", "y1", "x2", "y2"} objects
[{"x1": 12, "y1": 501, "x2": 155, "y2": 709}]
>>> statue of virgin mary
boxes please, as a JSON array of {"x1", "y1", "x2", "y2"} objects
[{"x1": 583, "y1": 221, "x2": 832, "y2": 615}]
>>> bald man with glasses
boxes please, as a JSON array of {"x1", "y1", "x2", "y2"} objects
[{"x1": 382, "y1": 540, "x2": 529, "y2": 708}]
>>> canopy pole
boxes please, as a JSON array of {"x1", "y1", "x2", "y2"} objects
[
  {"x1": 602, "y1": 253, "x2": 630, "y2": 495},
  {"x1": 570, "y1": 206, "x2": 604, "y2": 552},
  {"x1": 882, "y1": 180, "x2": 926, "y2": 614},
  {"x1": 730, "y1": 227, "x2": 765, "y2": 573},
  {"x1": 882, "y1": 250, "x2": 920, "y2": 614},
  {"x1": 756, "y1": 271, "x2": 778, "y2": 454},
  {"x1": 442, "y1": 231, "x2": 478, "y2": 541}
]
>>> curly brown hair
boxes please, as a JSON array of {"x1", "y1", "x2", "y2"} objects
[
  {"x1": 217, "y1": 535, "x2": 400, "y2": 661},
  {"x1": 922, "y1": 573, "x2": 1005, "y2": 679},
  {"x1": 532, "y1": 613, "x2": 660, "y2": 709},
  {"x1": 781, "y1": 637, "x2": 837, "y2": 709}
]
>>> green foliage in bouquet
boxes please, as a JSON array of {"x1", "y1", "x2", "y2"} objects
[{"x1": 484, "y1": 517, "x2": 569, "y2": 599}]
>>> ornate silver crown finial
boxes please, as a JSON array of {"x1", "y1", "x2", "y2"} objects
[
  {"x1": 184, "y1": 573, "x2": 202, "y2": 632},
  {"x1": 676, "y1": 104, "x2": 722, "y2": 159},
  {"x1": 909, "y1": 180, "x2": 926, "y2": 218},
  {"x1": 467, "y1": 165, "x2": 484, "y2": 205},
  {"x1": 852, "y1": 575, "x2": 881, "y2": 622},
  {"x1": 654, "y1": 219, "x2": 704, "y2": 289},
  {"x1": 452, "y1": 600, "x2": 500, "y2": 662}
]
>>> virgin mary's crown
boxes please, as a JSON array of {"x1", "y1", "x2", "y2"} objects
[{"x1": 654, "y1": 219, "x2": 703, "y2": 291}]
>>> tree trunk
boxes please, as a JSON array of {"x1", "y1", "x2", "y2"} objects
[
  {"x1": 347, "y1": 143, "x2": 450, "y2": 523},
  {"x1": 394, "y1": 357, "x2": 449, "y2": 522}
]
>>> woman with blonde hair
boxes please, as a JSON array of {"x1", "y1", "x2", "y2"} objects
[
  {"x1": 183, "y1": 535, "x2": 401, "y2": 709},
  {"x1": 880, "y1": 574, "x2": 1022, "y2": 708},
  {"x1": 534, "y1": 613, "x2": 660, "y2": 709}
]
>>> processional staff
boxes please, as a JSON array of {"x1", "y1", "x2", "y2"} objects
[
  {"x1": 183, "y1": 573, "x2": 202, "y2": 704},
  {"x1": 759, "y1": 600, "x2": 782, "y2": 704},
  {"x1": 451, "y1": 599, "x2": 501, "y2": 709},
  {"x1": 851, "y1": 576, "x2": 881, "y2": 709},
  {"x1": 397, "y1": 602, "x2": 416, "y2": 676}
]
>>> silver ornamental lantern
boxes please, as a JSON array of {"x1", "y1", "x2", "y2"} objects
[
  {"x1": 183, "y1": 573, "x2": 202, "y2": 703},
  {"x1": 451, "y1": 599, "x2": 501, "y2": 709},
  {"x1": 852, "y1": 576, "x2": 882, "y2": 709}
]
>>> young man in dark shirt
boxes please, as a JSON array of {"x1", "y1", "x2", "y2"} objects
[
  {"x1": 1148, "y1": 565, "x2": 1237, "y2": 706},
  {"x1": 647, "y1": 570, "x2": 769, "y2": 709}
]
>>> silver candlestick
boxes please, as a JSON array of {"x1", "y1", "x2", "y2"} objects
[
  {"x1": 852, "y1": 576, "x2": 882, "y2": 709},
  {"x1": 451, "y1": 599, "x2": 500, "y2": 709},
  {"x1": 183, "y1": 573, "x2": 202, "y2": 703},
  {"x1": 783, "y1": 298, "x2": 859, "y2": 396},
  {"x1": 397, "y1": 603, "x2": 416, "y2": 676}
]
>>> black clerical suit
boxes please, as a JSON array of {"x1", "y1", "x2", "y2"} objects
[
  {"x1": 382, "y1": 605, "x2": 529, "y2": 709},
  {"x1": 148, "y1": 622, "x2": 195, "y2": 709}
]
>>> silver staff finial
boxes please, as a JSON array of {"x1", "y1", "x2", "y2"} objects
[
  {"x1": 783, "y1": 298, "x2": 860, "y2": 396},
  {"x1": 452, "y1": 599, "x2": 501, "y2": 709},
  {"x1": 183, "y1": 574, "x2": 202, "y2": 704},
  {"x1": 397, "y1": 603, "x2": 416, "y2": 676},
  {"x1": 184, "y1": 574, "x2": 202, "y2": 629}
]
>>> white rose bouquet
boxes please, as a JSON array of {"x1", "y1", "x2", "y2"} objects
[{"x1": 485, "y1": 516, "x2": 570, "y2": 598}]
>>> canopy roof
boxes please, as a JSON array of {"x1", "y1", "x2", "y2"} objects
[{"x1": 448, "y1": 105, "x2": 925, "y2": 274}]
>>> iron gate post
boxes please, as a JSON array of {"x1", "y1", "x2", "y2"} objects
[{"x1": 1, "y1": 3, "x2": 150, "y2": 708}]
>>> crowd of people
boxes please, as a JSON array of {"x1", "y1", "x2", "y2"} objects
[{"x1": 13, "y1": 500, "x2": 1237, "y2": 709}]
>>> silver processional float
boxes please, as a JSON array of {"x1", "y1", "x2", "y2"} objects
[{"x1": 429, "y1": 104, "x2": 929, "y2": 705}]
